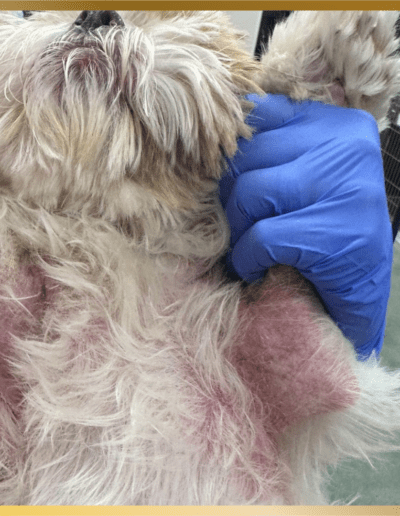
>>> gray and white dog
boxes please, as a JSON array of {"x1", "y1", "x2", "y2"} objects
[{"x1": 0, "y1": 10, "x2": 400, "y2": 505}]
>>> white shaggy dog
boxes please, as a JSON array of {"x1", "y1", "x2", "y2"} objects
[{"x1": 0, "y1": 10, "x2": 400, "y2": 505}]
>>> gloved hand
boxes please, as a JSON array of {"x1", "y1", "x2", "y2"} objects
[{"x1": 219, "y1": 94, "x2": 393, "y2": 360}]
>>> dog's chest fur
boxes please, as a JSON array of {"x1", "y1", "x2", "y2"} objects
[{"x1": 0, "y1": 231, "x2": 358, "y2": 504}]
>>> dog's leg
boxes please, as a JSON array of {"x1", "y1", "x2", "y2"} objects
[
  {"x1": 233, "y1": 265, "x2": 400, "y2": 504},
  {"x1": 231, "y1": 265, "x2": 360, "y2": 503},
  {"x1": 258, "y1": 11, "x2": 400, "y2": 130}
]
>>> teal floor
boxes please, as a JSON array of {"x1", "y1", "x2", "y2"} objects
[{"x1": 326, "y1": 241, "x2": 400, "y2": 505}]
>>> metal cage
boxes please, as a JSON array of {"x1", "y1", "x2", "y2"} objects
[{"x1": 381, "y1": 95, "x2": 400, "y2": 240}]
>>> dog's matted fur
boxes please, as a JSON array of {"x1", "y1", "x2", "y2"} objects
[{"x1": 1, "y1": 10, "x2": 400, "y2": 505}]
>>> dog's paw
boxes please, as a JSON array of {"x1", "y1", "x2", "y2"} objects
[{"x1": 259, "y1": 11, "x2": 400, "y2": 130}]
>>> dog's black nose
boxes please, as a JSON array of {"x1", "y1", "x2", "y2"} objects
[{"x1": 74, "y1": 11, "x2": 124, "y2": 31}]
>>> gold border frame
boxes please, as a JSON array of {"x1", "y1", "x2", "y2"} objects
[
  {"x1": 1, "y1": 2, "x2": 400, "y2": 9},
  {"x1": 0, "y1": 3, "x2": 399, "y2": 514},
  {"x1": 0, "y1": 505, "x2": 400, "y2": 514}
]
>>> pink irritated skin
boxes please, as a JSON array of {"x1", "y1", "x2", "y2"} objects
[
  {"x1": 305, "y1": 61, "x2": 346, "y2": 106},
  {"x1": 0, "y1": 260, "x2": 48, "y2": 413},
  {"x1": 0, "y1": 256, "x2": 359, "y2": 502},
  {"x1": 232, "y1": 270, "x2": 359, "y2": 435},
  {"x1": 174, "y1": 266, "x2": 359, "y2": 501}
]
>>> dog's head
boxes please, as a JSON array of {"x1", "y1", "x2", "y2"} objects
[{"x1": 0, "y1": 11, "x2": 261, "y2": 221}]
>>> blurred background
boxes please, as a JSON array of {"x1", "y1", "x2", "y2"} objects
[{"x1": 226, "y1": 10, "x2": 400, "y2": 505}]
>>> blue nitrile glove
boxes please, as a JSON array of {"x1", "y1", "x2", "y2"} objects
[{"x1": 219, "y1": 94, "x2": 393, "y2": 360}]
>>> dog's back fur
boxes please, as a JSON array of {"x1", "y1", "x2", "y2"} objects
[{"x1": 0, "y1": 10, "x2": 400, "y2": 505}]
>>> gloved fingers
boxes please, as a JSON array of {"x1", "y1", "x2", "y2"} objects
[
  {"x1": 225, "y1": 132, "x2": 387, "y2": 249},
  {"x1": 224, "y1": 163, "x2": 306, "y2": 247},
  {"x1": 227, "y1": 214, "x2": 316, "y2": 283},
  {"x1": 227, "y1": 125, "x2": 312, "y2": 175},
  {"x1": 226, "y1": 94, "x2": 312, "y2": 176},
  {"x1": 224, "y1": 142, "x2": 346, "y2": 248},
  {"x1": 229, "y1": 97, "x2": 380, "y2": 177},
  {"x1": 218, "y1": 172, "x2": 235, "y2": 210},
  {"x1": 244, "y1": 93, "x2": 305, "y2": 132}
]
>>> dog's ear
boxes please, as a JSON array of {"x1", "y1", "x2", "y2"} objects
[{"x1": 258, "y1": 11, "x2": 400, "y2": 130}]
